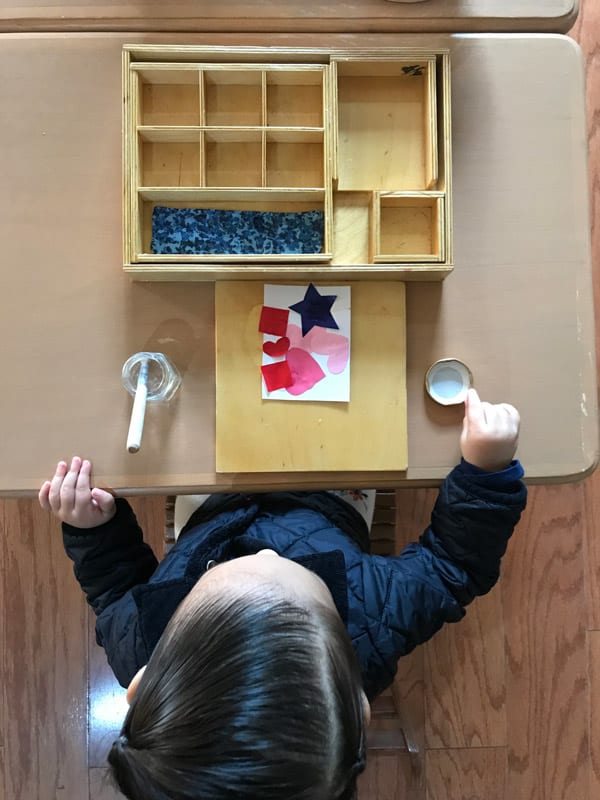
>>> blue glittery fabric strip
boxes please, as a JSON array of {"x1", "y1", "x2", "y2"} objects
[{"x1": 151, "y1": 206, "x2": 324, "y2": 255}]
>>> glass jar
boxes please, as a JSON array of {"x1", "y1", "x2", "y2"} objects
[{"x1": 121, "y1": 352, "x2": 181, "y2": 402}]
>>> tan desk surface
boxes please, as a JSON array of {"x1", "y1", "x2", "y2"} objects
[
  {"x1": 0, "y1": 1, "x2": 578, "y2": 34},
  {"x1": 0, "y1": 33, "x2": 596, "y2": 496}
]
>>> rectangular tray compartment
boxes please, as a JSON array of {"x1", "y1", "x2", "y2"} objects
[
  {"x1": 335, "y1": 59, "x2": 437, "y2": 192},
  {"x1": 331, "y1": 191, "x2": 371, "y2": 265},
  {"x1": 136, "y1": 189, "x2": 330, "y2": 263}
]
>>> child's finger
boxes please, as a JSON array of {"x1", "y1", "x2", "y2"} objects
[
  {"x1": 75, "y1": 459, "x2": 92, "y2": 495},
  {"x1": 462, "y1": 388, "x2": 473, "y2": 429},
  {"x1": 59, "y1": 456, "x2": 82, "y2": 511},
  {"x1": 461, "y1": 412, "x2": 469, "y2": 439},
  {"x1": 91, "y1": 488, "x2": 115, "y2": 514},
  {"x1": 48, "y1": 461, "x2": 68, "y2": 512},
  {"x1": 499, "y1": 403, "x2": 519, "y2": 425},
  {"x1": 487, "y1": 403, "x2": 518, "y2": 434},
  {"x1": 38, "y1": 481, "x2": 52, "y2": 511},
  {"x1": 465, "y1": 388, "x2": 486, "y2": 429}
]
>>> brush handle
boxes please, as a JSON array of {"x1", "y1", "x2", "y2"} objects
[{"x1": 126, "y1": 360, "x2": 149, "y2": 454}]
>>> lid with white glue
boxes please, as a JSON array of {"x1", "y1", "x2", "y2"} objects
[{"x1": 425, "y1": 358, "x2": 473, "y2": 406}]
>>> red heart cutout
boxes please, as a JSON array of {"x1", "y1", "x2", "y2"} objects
[{"x1": 263, "y1": 337, "x2": 290, "y2": 358}]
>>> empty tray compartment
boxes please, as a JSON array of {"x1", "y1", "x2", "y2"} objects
[
  {"x1": 266, "y1": 130, "x2": 325, "y2": 188},
  {"x1": 139, "y1": 129, "x2": 201, "y2": 187},
  {"x1": 135, "y1": 67, "x2": 201, "y2": 126},
  {"x1": 335, "y1": 59, "x2": 438, "y2": 192},
  {"x1": 203, "y1": 68, "x2": 263, "y2": 126},
  {"x1": 266, "y1": 67, "x2": 325, "y2": 127},
  {"x1": 204, "y1": 129, "x2": 263, "y2": 187},
  {"x1": 374, "y1": 193, "x2": 443, "y2": 262}
]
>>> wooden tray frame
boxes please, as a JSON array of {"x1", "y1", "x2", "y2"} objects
[{"x1": 123, "y1": 45, "x2": 452, "y2": 281}]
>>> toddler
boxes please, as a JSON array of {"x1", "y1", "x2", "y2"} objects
[{"x1": 39, "y1": 388, "x2": 526, "y2": 800}]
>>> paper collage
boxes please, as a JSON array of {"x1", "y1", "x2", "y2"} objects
[{"x1": 260, "y1": 284, "x2": 351, "y2": 402}]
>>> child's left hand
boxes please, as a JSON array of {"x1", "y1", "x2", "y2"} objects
[{"x1": 38, "y1": 456, "x2": 117, "y2": 528}]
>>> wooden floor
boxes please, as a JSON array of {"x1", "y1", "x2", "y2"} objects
[{"x1": 1, "y1": 3, "x2": 599, "y2": 798}]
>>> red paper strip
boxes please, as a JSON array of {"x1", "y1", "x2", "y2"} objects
[
  {"x1": 259, "y1": 306, "x2": 289, "y2": 337},
  {"x1": 261, "y1": 360, "x2": 294, "y2": 392}
]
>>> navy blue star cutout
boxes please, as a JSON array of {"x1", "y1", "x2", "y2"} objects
[{"x1": 289, "y1": 283, "x2": 339, "y2": 337}]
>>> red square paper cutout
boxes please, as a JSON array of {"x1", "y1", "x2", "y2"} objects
[
  {"x1": 261, "y1": 360, "x2": 293, "y2": 392},
  {"x1": 259, "y1": 306, "x2": 289, "y2": 337}
]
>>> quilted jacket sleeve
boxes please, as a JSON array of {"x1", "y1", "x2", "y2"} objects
[
  {"x1": 356, "y1": 459, "x2": 527, "y2": 699},
  {"x1": 423, "y1": 459, "x2": 527, "y2": 600},
  {"x1": 62, "y1": 498, "x2": 159, "y2": 616}
]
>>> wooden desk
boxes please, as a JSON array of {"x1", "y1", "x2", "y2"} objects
[
  {"x1": 0, "y1": 1, "x2": 579, "y2": 34},
  {"x1": 0, "y1": 33, "x2": 596, "y2": 495}
]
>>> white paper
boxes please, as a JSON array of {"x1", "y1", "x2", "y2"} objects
[{"x1": 261, "y1": 284, "x2": 351, "y2": 402}]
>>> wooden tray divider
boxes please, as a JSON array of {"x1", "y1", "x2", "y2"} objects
[{"x1": 424, "y1": 58, "x2": 438, "y2": 188}]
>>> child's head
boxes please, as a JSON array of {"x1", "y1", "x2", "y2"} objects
[{"x1": 108, "y1": 550, "x2": 368, "y2": 800}]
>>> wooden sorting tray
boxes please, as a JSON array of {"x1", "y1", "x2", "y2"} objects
[{"x1": 123, "y1": 45, "x2": 452, "y2": 281}]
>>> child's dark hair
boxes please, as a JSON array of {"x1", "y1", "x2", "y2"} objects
[{"x1": 108, "y1": 585, "x2": 367, "y2": 800}]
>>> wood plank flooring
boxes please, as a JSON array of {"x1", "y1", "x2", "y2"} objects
[{"x1": 1, "y1": 2, "x2": 599, "y2": 797}]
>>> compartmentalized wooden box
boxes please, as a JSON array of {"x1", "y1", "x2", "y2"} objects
[{"x1": 123, "y1": 45, "x2": 452, "y2": 281}]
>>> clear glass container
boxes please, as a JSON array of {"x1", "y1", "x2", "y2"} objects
[{"x1": 121, "y1": 352, "x2": 181, "y2": 402}]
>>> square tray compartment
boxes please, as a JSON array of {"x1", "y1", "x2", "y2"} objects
[
  {"x1": 266, "y1": 69, "x2": 325, "y2": 127},
  {"x1": 205, "y1": 129, "x2": 263, "y2": 187},
  {"x1": 266, "y1": 130, "x2": 325, "y2": 188},
  {"x1": 136, "y1": 67, "x2": 201, "y2": 126},
  {"x1": 203, "y1": 69, "x2": 263, "y2": 126},
  {"x1": 373, "y1": 193, "x2": 444, "y2": 263},
  {"x1": 140, "y1": 136, "x2": 201, "y2": 187}
]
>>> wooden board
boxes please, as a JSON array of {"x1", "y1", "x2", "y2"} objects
[{"x1": 215, "y1": 281, "x2": 407, "y2": 472}]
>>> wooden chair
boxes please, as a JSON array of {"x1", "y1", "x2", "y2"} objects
[{"x1": 365, "y1": 491, "x2": 419, "y2": 758}]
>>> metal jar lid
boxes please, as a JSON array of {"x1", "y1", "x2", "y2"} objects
[{"x1": 425, "y1": 358, "x2": 473, "y2": 406}]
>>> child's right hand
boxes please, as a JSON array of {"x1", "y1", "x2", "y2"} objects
[
  {"x1": 460, "y1": 388, "x2": 520, "y2": 472},
  {"x1": 38, "y1": 456, "x2": 117, "y2": 528}
]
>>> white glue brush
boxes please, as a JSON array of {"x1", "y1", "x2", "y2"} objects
[{"x1": 126, "y1": 358, "x2": 149, "y2": 453}]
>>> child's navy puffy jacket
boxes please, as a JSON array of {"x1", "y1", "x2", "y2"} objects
[{"x1": 62, "y1": 459, "x2": 526, "y2": 700}]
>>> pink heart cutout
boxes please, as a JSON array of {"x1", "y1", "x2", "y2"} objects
[
  {"x1": 285, "y1": 348, "x2": 326, "y2": 395},
  {"x1": 286, "y1": 324, "x2": 349, "y2": 375},
  {"x1": 263, "y1": 337, "x2": 290, "y2": 358}
]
